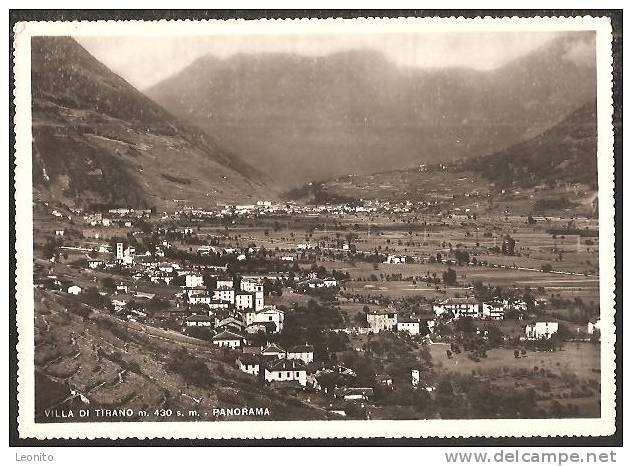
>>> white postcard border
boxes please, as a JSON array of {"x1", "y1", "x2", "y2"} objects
[{"x1": 13, "y1": 15, "x2": 617, "y2": 439}]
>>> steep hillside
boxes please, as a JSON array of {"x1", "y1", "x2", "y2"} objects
[
  {"x1": 31, "y1": 37, "x2": 269, "y2": 210},
  {"x1": 147, "y1": 33, "x2": 596, "y2": 186},
  {"x1": 34, "y1": 288, "x2": 326, "y2": 422},
  {"x1": 466, "y1": 102, "x2": 598, "y2": 189}
]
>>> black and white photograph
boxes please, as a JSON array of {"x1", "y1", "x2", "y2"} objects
[{"x1": 11, "y1": 14, "x2": 619, "y2": 441}]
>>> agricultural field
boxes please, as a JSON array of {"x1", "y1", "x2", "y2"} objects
[{"x1": 428, "y1": 342, "x2": 601, "y2": 418}]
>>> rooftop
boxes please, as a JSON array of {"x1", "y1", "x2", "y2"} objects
[{"x1": 212, "y1": 330, "x2": 244, "y2": 341}]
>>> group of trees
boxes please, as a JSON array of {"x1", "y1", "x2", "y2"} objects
[
  {"x1": 275, "y1": 300, "x2": 348, "y2": 360},
  {"x1": 165, "y1": 347, "x2": 214, "y2": 387}
]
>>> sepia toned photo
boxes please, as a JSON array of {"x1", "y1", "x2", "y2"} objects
[{"x1": 13, "y1": 16, "x2": 617, "y2": 440}]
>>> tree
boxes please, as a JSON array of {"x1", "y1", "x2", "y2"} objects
[
  {"x1": 442, "y1": 268, "x2": 457, "y2": 286},
  {"x1": 145, "y1": 297, "x2": 169, "y2": 316},
  {"x1": 454, "y1": 250, "x2": 470, "y2": 266},
  {"x1": 435, "y1": 380, "x2": 455, "y2": 406},
  {"x1": 541, "y1": 263, "x2": 553, "y2": 273},
  {"x1": 101, "y1": 277, "x2": 116, "y2": 292},
  {"x1": 136, "y1": 219, "x2": 153, "y2": 234},
  {"x1": 42, "y1": 237, "x2": 57, "y2": 260},
  {"x1": 485, "y1": 326, "x2": 504, "y2": 346},
  {"x1": 165, "y1": 347, "x2": 214, "y2": 387},
  {"x1": 455, "y1": 316, "x2": 475, "y2": 334}
]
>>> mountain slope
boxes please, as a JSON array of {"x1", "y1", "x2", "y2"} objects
[
  {"x1": 285, "y1": 101, "x2": 598, "y2": 210},
  {"x1": 34, "y1": 288, "x2": 326, "y2": 422},
  {"x1": 466, "y1": 101, "x2": 598, "y2": 188},
  {"x1": 147, "y1": 32, "x2": 596, "y2": 186},
  {"x1": 31, "y1": 37, "x2": 269, "y2": 209}
]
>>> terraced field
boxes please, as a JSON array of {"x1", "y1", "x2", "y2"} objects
[{"x1": 34, "y1": 289, "x2": 326, "y2": 423}]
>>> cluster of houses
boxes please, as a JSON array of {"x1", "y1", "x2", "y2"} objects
[
  {"x1": 171, "y1": 199, "x2": 435, "y2": 222},
  {"x1": 234, "y1": 343, "x2": 388, "y2": 403},
  {"x1": 180, "y1": 276, "x2": 287, "y2": 344},
  {"x1": 361, "y1": 297, "x2": 584, "y2": 341},
  {"x1": 366, "y1": 307, "x2": 435, "y2": 336},
  {"x1": 432, "y1": 296, "x2": 528, "y2": 321},
  {"x1": 236, "y1": 343, "x2": 315, "y2": 386},
  {"x1": 83, "y1": 208, "x2": 151, "y2": 228}
]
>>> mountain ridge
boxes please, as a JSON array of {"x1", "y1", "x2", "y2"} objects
[
  {"x1": 147, "y1": 32, "x2": 596, "y2": 186},
  {"x1": 31, "y1": 36, "x2": 270, "y2": 210}
]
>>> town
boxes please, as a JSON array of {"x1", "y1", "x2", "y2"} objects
[{"x1": 33, "y1": 194, "x2": 601, "y2": 420}]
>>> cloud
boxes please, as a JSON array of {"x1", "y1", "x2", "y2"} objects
[
  {"x1": 77, "y1": 32, "x2": 561, "y2": 90},
  {"x1": 563, "y1": 38, "x2": 596, "y2": 67}
]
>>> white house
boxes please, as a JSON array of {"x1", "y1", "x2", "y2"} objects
[
  {"x1": 264, "y1": 359, "x2": 307, "y2": 386},
  {"x1": 67, "y1": 285, "x2": 82, "y2": 295},
  {"x1": 215, "y1": 317, "x2": 245, "y2": 333},
  {"x1": 482, "y1": 302, "x2": 505, "y2": 320},
  {"x1": 188, "y1": 294, "x2": 212, "y2": 305},
  {"x1": 306, "y1": 279, "x2": 325, "y2": 289},
  {"x1": 396, "y1": 318, "x2": 421, "y2": 335},
  {"x1": 505, "y1": 297, "x2": 528, "y2": 312},
  {"x1": 433, "y1": 297, "x2": 480, "y2": 319},
  {"x1": 111, "y1": 297, "x2": 130, "y2": 311},
  {"x1": 323, "y1": 277, "x2": 338, "y2": 287},
  {"x1": 244, "y1": 306, "x2": 285, "y2": 333},
  {"x1": 184, "y1": 285, "x2": 207, "y2": 297},
  {"x1": 237, "y1": 354, "x2": 261, "y2": 376},
  {"x1": 240, "y1": 279, "x2": 264, "y2": 293},
  {"x1": 211, "y1": 330, "x2": 244, "y2": 348},
  {"x1": 384, "y1": 254, "x2": 406, "y2": 264},
  {"x1": 335, "y1": 387, "x2": 373, "y2": 401},
  {"x1": 286, "y1": 344, "x2": 314, "y2": 364},
  {"x1": 411, "y1": 369, "x2": 421, "y2": 387},
  {"x1": 235, "y1": 292, "x2": 254, "y2": 310},
  {"x1": 150, "y1": 274, "x2": 174, "y2": 285},
  {"x1": 235, "y1": 282, "x2": 265, "y2": 311},
  {"x1": 208, "y1": 300, "x2": 230, "y2": 311},
  {"x1": 185, "y1": 274, "x2": 204, "y2": 288},
  {"x1": 254, "y1": 290, "x2": 265, "y2": 311},
  {"x1": 213, "y1": 287, "x2": 235, "y2": 304},
  {"x1": 587, "y1": 318, "x2": 601, "y2": 335},
  {"x1": 184, "y1": 315, "x2": 214, "y2": 327},
  {"x1": 366, "y1": 308, "x2": 398, "y2": 333},
  {"x1": 525, "y1": 322, "x2": 559, "y2": 340},
  {"x1": 88, "y1": 259, "x2": 105, "y2": 269},
  {"x1": 262, "y1": 343, "x2": 286, "y2": 359},
  {"x1": 216, "y1": 279, "x2": 234, "y2": 289}
]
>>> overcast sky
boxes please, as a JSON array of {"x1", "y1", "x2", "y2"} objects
[{"x1": 77, "y1": 31, "x2": 566, "y2": 90}]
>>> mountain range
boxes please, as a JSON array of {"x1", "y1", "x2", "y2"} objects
[
  {"x1": 147, "y1": 32, "x2": 597, "y2": 186},
  {"x1": 31, "y1": 37, "x2": 268, "y2": 210}
]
